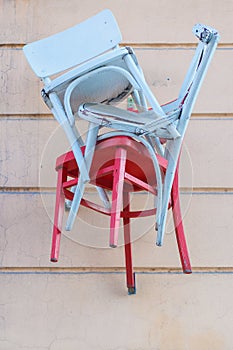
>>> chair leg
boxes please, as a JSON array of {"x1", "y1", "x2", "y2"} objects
[
  {"x1": 110, "y1": 147, "x2": 127, "y2": 248},
  {"x1": 66, "y1": 122, "x2": 99, "y2": 231},
  {"x1": 51, "y1": 166, "x2": 67, "y2": 262},
  {"x1": 123, "y1": 191, "x2": 136, "y2": 295},
  {"x1": 171, "y1": 167, "x2": 192, "y2": 273}
]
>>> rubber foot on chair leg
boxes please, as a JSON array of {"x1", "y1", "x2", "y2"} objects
[
  {"x1": 127, "y1": 273, "x2": 136, "y2": 295},
  {"x1": 128, "y1": 286, "x2": 136, "y2": 295},
  {"x1": 50, "y1": 258, "x2": 58, "y2": 263},
  {"x1": 109, "y1": 244, "x2": 117, "y2": 248}
]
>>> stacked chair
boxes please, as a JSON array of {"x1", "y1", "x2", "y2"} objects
[{"x1": 23, "y1": 10, "x2": 219, "y2": 294}]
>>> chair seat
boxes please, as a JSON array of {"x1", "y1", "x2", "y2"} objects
[
  {"x1": 78, "y1": 103, "x2": 181, "y2": 139},
  {"x1": 56, "y1": 136, "x2": 168, "y2": 193}
]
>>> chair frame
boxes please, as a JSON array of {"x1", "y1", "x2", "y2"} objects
[
  {"x1": 77, "y1": 23, "x2": 220, "y2": 246},
  {"x1": 51, "y1": 135, "x2": 192, "y2": 294}
]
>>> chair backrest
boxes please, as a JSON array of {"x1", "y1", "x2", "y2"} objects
[
  {"x1": 23, "y1": 9, "x2": 122, "y2": 78},
  {"x1": 177, "y1": 24, "x2": 220, "y2": 136}
]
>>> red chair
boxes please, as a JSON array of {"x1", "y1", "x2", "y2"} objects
[{"x1": 51, "y1": 135, "x2": 191, "y2": 294}]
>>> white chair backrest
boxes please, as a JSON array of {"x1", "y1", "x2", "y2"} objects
[
  {"x1": 23, "y1": 9, "x2": 122, "y2": 78},
  {"x1": 179, "y1": 24, "x2": 219, "y2": 105},
  {"x1": 177, "y1": 24, "x2": 219, "y2": 133}
]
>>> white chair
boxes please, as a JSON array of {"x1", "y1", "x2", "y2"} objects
[
  {"x1": 23, "y1": 10, "x2": 219, "y2": 248},
  {"x1": 66, "y1": 21, "x2": 220, "y2": 246}
]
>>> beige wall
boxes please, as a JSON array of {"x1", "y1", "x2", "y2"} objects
[{"x1": 0, "y1": 1, "x2": 233, "y2": 349}]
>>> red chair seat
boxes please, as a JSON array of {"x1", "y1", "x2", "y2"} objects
[{"x1": 52, "y1": 135, "x2": 191, "y2": 294}]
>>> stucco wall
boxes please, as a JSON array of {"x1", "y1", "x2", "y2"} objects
[{"x1": 0, "y1": 1, "x2": 233, "y2": 349}]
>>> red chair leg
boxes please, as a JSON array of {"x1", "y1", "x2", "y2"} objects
[
  {"x1": 110, "y1": 147, "x2": 127, "y2": 248},
  {"x1": 51, "y1": 166, "x2": 67, "y2": 262},
  {"x1": 123, "y1": 191, "x2": 136, "y2": 294},
  {"x1": 171, "y1": 166, "x2": 192, "y2": 273}
]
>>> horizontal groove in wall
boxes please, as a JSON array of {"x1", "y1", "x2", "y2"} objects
[
  {"x1": 0, "y1": 44, "x2": 24, "y2": 49},
  {"x1": 0, "y1": 266, "x2": 233, "y2": 275},
  {"x1": 1, "y1": 113, "x2": 233, "y2": 120},
  {"x1": 0, "y1": 187, "x2": 54, "y2": 194},
  {"x1": 122, "y1": 43, "x2": 233, "y2": 49},
  {"x1": 0, "y1": 43, "x2": 232, "y2": 49},
  {"x1": 127, "y1": 45, "x2": 233, "y2": 51},
  {"x1": 1, "y1": 187, "x2": 233, "y2": 195},
  {"x1": 0, "y1": 114, "x2": 53, "y2": 120},
  {"x1": 190, "y1": 114, "x2": 233, "y2": 120}
]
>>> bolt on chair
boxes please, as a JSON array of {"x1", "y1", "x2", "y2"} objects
[{"x1": 23, "y1": 10, "x2": 219, "y2": 293}]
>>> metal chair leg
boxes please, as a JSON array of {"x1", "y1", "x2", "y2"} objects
[{"x1": 66, "y1": 123, "x2": 99, "y2": 230}]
